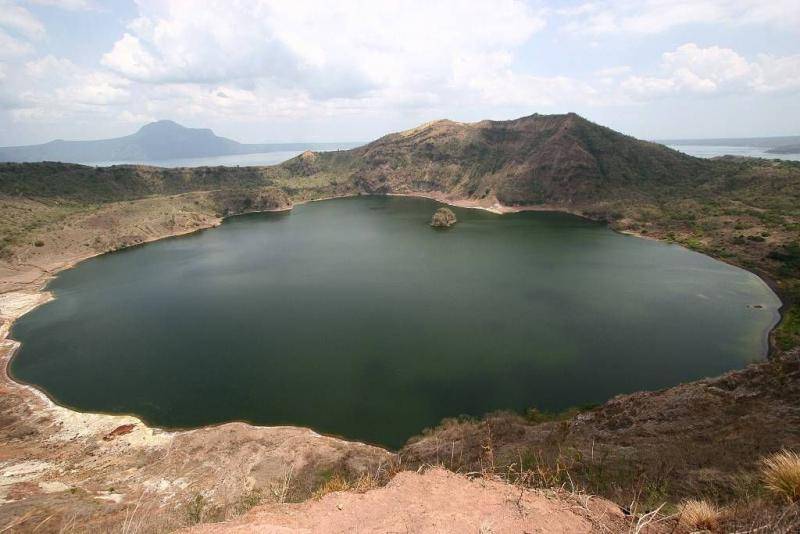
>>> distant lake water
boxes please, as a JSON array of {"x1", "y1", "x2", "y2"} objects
[
  {"x1": 10, "y1": 196, "x2": 780, "y2": 448},
  {"x1": 667, "y1": 145, "x2": 800, "y2": 161},
  {"x1": 74, "y1": 143, "x2": 800, "y2": 167},
  {"x1": 80, "y1": 143, "x2": 362, "y2": 167}
]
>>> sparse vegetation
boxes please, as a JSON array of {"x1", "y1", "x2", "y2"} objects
[
  {"x1": 184, "y1": 493, "x2": 221, "y2": 525},
  {"x1": 311, "y1": 468, "x2": 385, "y2": 500},
  {"x1": 233, "y1": 488, "x2": 264, "y2": 516},
  {"x1": 311, "y1": 472, "x2": 352, "y2": 499},
  {"x1": 679, "y1": 499, "x2": 723, "y2": 532},
  {"x1": 762, "y1": 450, "x2": 800, "y2": 503},
  {"x1": 430, "y1": 206, "x2": 457, "y2": 227},
  {"x1": 269, "y1": 466, "x2": 294, "y2": 504}
]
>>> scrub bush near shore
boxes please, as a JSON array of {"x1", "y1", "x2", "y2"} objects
[
  {"x1": 430, "y1": 206, "x2": 457, "y2": 227},
  {"x1": 678, "y1": 500, "x2": 724, "y2": 532},
  {"x1": 762, "y1": 449, "x2": 800, "y2": 503}
]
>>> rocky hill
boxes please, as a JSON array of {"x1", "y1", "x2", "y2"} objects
[{"x1": 292, "y1": 113, "x2": 709, "y2": 205}]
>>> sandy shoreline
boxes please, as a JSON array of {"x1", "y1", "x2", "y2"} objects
[{"x1": 385, "y1": 190, "x2": 592, "y2": 218}]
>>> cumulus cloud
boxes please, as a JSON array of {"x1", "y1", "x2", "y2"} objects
[
  {"x1": 2, "y1": 0, "x2": 799, "y2": 142},
  {"x1": 2, "y1": 55, "x2": 130, "y2": 123},
  {"x1": 100, "y1": 0, "x2": 547, "y2": 106},
  {"x1": 0, "y1": 1, "x2": 45, "y2": 62},
  {"x1": 24, "y1": 54, "x2": 78, "y2": 78},
  {"x1": 28, "y1": 0, "x2": 98, "y2": 10},
  {"x1": 0, "y1": 0, "x2": 45, "y2": 39},
  {"x1": 451, "y1": 52, "x2": 601, "y2": 107},
  {"x1": 560, "y1": 0, "x2": 800, "y2": 35},
  {"x1": 0, "y1": 28, "x2": 33, "y2": 58},
  {"x1": 750, "y1": 54, "x2": 800, "y2": 93},
  {"x1": 118, "y1": 110, "x2": 155, "y2": 123},
  {"x1": 620, "y1": 43, "x2": 800, "y2": 99}
]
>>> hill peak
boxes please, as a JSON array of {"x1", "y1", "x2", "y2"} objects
[
  {"x1": 137, "y1": 120, "x2": 199, "y2": 135},
  {"x1": 333, "y1": 111, "x2": 705, "y2": 205}
]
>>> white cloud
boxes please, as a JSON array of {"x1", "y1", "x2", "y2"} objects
[
  {"x1": 750, "y1": 54, "x2": 800, "y2": 93},
  {"x1": 118, "y1": 110, "x2": 155, "y2": 123},
  {"x1": 0, "y1": 27, "x2": 33, "y2": 58},
  {"x1": 595, "y1": 66, "x2": 632, "y2": 78},
  {"x1": 3, "y1": 1, "x2": 799, "y2": 143},
  {"x1": 24, "y1": 54, "x2": 79, "y2": 78},
  {"x1": 54, "y1": 72, "x2": 130, "y2": 106},
  {"x1": 0, "y1": 0, "x2": 45, "y2": 39},
  {"x1": 451, "y1": 52, "x2": 600, "y2": 107},
  {"x1": 3, "y1": 55, "x2": 130, "y2": 122},
  {"x1": 28, "y1": 0, "x2": 98, "y2": 10},
  {"x1": 560, "y1": 0, "x2": 800, "y2": 35},
  {"x1": 661, "y1": 43, "x2": 752, "y2": 92},
  {"x1": 619, "y1": 43, "x2": 800, "y2": 99},
  {"x1": 102, "y1": 33, "x2": 160, "y2": 80},
  {"x1": 101, "y1": 0, "x2": 547, "y2": 107}
]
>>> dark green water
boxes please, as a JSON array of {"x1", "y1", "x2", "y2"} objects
[{"x1": 11, "y1": 196, "x2": 780, "y2": 448}]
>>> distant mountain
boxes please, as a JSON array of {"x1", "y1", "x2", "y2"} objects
[
  {"x1": 659, "y1": 135, "x2": 800, "y2": 149},
  {"x1": 0, "y1": 120, "x2": 348, "y2": 163}
]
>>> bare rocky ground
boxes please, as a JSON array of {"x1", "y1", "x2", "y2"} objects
[
  {"x1": 185, "y1": 468, "x2": 631, "y2": 534},
  {"x1": 0, "y1": 192, "x2": 222, "y2": 295}
]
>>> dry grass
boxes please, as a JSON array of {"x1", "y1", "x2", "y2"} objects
[
  {"x1": 311, "y1": 471, "x2": 382, "y2": 500},
  {"x1": 678, "y1": 499, "x2": 723, "y2": 532},
  {"x1": 311, "y1": 473, "x2": 351, "y2": 499},
  {"x1": 269, "y1": 466, "x2": 294, "y2": 504},
  {"x1": 761, "y1": 449, "x2": 800, "y2": 503}
]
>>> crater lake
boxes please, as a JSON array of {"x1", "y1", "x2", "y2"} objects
[{"x1": 10, "y1": 196, "x2": 781, "y2": 448}]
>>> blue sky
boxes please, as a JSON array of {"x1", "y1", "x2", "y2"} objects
[{"x1": 1, "y1": 0, "x2": 798, "y2": 145}]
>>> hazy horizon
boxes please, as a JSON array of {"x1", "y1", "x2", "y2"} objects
[
  {"x1": 1, "y1": 1, "x2": 799, "y2": 146},
  {"x1": 2, "y1": 115, "x2": 800, "y2": 149}
]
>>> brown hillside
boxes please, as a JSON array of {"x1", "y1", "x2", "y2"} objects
[{"x1": 305, "y1": 113, "x2": 709, "y2": 204}]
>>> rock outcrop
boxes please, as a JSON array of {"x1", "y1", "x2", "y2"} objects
[
  {"x1": 430, "y1": 207, "x2": 457, "y2": 227},
  {"x1": 211, "y1": 186, "x2": 292, "y2": 216}
]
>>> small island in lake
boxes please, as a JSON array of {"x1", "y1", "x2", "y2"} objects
[{"x1": 430, "y1": 207, "x2": 457, "y2": 227}]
